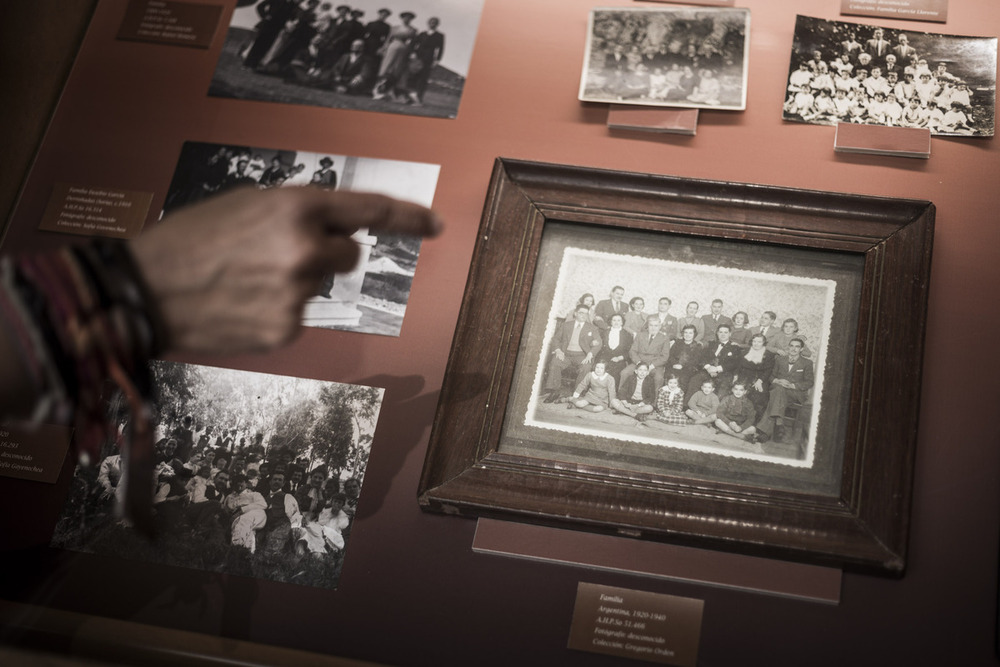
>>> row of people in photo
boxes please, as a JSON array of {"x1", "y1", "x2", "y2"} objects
[
  {"x1": 96, "y1": 432, "x2": 361, "y2": 558},
  {"x1": 543, "y1": 289, "x2": 817, "y2": 445},
  {"x1": 243, "y1": 1, "x2": 445, "y2": 105},
  {"x1": 834, "y1": 28, "x2": 926, "y2": 73},
  {"x1": 561, "y1": 291, "x2": 813, "y2": 356},
  {"x1": 165, "y1": 146, "x2": 338, "y2": 211},
  {"x1": 784, "y1": 55, "x2": 975, "y2": 132},
  {"x1": 555, "y1": 333, "x2": 814, "y2": 446},
  {"x1": 603, "y1": 43, "x2": 729, "y2": 105}
]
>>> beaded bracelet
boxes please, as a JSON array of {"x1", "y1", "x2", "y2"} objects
[{"x1": 0, "y1": 239, "x2": 167, "y2": 477}]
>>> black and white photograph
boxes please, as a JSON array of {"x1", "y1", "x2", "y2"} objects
[
  {"x1": 578, "y1": 7, "x2": 751, "y2": 110},
  {"x1": 496, "y1": 218, "x2": 866, "y2": 494},
  {"x1": 511, "y1": 246, "x2": 834, "y2": 468},
  {"x1": 50, "y1": 361, "x2": 384, "y2": 590},
  {"x1": 783, "y1": 15, "x2": 997, "y2": 137},
  {"x1": 162, "y1": 140, "x2": 440, "y2": 336},
  {"x1": 208, "y1": 0, "x2": 485, "y2": 119}
]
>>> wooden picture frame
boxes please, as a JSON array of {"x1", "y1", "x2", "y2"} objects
[{"x1": 419, "y1": 158, "x2": 934, "y2": 574}]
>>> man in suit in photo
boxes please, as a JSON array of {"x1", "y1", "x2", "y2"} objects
[
  {"x1": 702, "y1": 298, "x2": 733, "y2": 343},
  {"x1": 892, "y1": 34, "x2": 917, "y2": 63},
  {"x1": 645, "y1": 296, "x2": 679, "y2": 340},
  {"x1": 594, "y1": 285, "x2": 628, "y2": 330},
  {"x1": 620, "y1": 318, "x2": 671, "y2": 391},
  {"x1": 752, "y1": 311, "x2": 781, "y2": 343},
  {"x1": 755, "y1": 338, "x2": 814, "y2": 443},
  {"x1": 543, "y1": 304, "x2": 603, "y2": 401},
  {"x1": 687, "y1": 323, "x2": 741, "y2": 398},
  {"x1": 865, "y1": 27, "x2": 891, "y2": 65},
  {"x1": 332, "y1": 39, "x2": 375, "y2": 94}
]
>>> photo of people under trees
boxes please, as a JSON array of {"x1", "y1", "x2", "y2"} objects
[
  {"x1": 51, "y1": 362, "x2": 383, "y2": 590},
  {"x1": 783, "y1": 15, "x2": 997, "y2": 137},
  {"x1": 209, "y1": 0, "x2": 485, "y2": 119},
  {"x1": 578, "y1": 7, "x2": 751, "y2": 110}
]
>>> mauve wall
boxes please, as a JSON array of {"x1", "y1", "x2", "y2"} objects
[{"x1": 1, "y1": 1, "x2": 998, "y2": 665}]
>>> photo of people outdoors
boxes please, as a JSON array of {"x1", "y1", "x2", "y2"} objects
[
  {"x1": 51, "y1": 362, "x2": 383, "y2": 590},
  {"x1": 209, "y1": 0, "x2": 485, "y2": 119},
  {"x1": 162, "y1": 140, "x2": 440, "y2": 336},
  {"x1": 512, "y1": 246, "x2": 837, "y2": 468},
  {"x1": 578, "y1": 7, "x2": 751, "y2": 110},
  {"x1": 783, "y1": 15, "x2": 997, "y2": 136}
]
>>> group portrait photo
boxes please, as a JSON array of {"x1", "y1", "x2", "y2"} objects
[
  {"x1": 161, "y1": 140, "x2": 440, "y2": 337},
  {"x1": 51, "y1": 362, "x2": 384, "y2": 590},
  {"x1": 516, "y1": 246, "x2": 835, "y2": 467},
  {"x1": 579, "y1": 7, "x2": 751, "y2": 110},
  {"x1": 209, "y1": 0, "x2": 485, "y2": 119},
  {"x1": 783, "y1": 15, "x2": 997, "y2": 136}
]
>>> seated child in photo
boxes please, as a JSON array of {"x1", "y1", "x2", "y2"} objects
[
  {"x1": 654, "y1": 375, "x2": 687, "y2": 426},
  {"x1": 614, "y1": 362, "x2": 657, "y2": 420},
  {"x1": 570, "y1": 361, "x2": 617, "y2": 413},
  {"x1": 685, "y1": 380, "x2": 720, "y2": 425},
  {"x1": 714, "y1": 382, "x2": 758, "y2": 441}
]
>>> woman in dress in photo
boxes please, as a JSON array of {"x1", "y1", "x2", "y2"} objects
[
  {"x1": 733, "y1": 333, "x2": 775, "y2": 419},
  {"x1": 687, "y1": 68, "x2": 722, "y2": 105},
  {"x1": 623, "y1": 296, "x2": 647, "y2": 335},
  {"x1": 729, "y1": 311, "x2": 750, "y2": 347},
  {"x1": 372, "y1": 11, "x2": 417, "y2": 100},
  {"x1": 597, "y1": 313, "x2": 633, "y2": 384},
  {"x1": 565, "y1": 293, "x2": 595, "y2": 322},
  {"x1": 294, "y1": 490, "x2": 351, "y2": 557}
]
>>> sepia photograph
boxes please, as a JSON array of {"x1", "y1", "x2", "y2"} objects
[
  {"x1": 208, "y1": 0, "x2": 485, "y2": 119},
  {"x1": 497, "y1": 218, "x2": 865, "y2": 495},
  {"x1": 162, "y1": 140, "x2": 440, "y2": 336},
  {"x1": 783, "y1": 15, "x2": 997, "y2": 137},
  {"x1": 50, "y1": 361, "x2": 385, "y2": 590},
  {"x1": 513, "y1": 245, "x2": 835, "y2": 469},
  {"x1": 578, "y1": 7, "x2": 751, "y2": 110}
]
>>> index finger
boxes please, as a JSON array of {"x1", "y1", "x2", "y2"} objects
[{"x1": 295, "y1": 188, "x2": 443, "y2": 238}]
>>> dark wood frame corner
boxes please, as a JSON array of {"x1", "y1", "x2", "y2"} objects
[{"x1": 418, "y1": 157, "x2": 934, "y2": 575}]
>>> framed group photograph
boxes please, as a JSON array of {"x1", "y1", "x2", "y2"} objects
[
  {"x1": 783, "y1": 15, "x2": 997, "y2": 137},
  {"x1": 419, "y1": 158, "x2": 934, "y2": 573},
  {"x1": 578, "y1": 6, "x2": 751, "y2": 110}
]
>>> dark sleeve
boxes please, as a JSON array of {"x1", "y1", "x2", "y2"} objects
[
  {"x1": 760, "y1": 352, "x2": 776, "y2": 383},
  {"x1": 736, "y1": 399, "x2": 756, "y2": 429},
  {"x1": 799, "y1": 360, "x2": 815, "y2": 392}
]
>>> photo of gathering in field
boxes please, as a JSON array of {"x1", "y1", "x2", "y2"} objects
[{"x1": 51, "y1": 361, "x2": 384, "y2": 590}]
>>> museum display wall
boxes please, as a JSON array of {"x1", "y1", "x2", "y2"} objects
[{"x1": 0, "y1": 0, "x2": 998, "y2": 665}]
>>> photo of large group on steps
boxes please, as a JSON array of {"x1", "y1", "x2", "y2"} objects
[
  {"x1": 51, "y1": 361, "x2": 383, "y2": 590},
  {"x1": 783, "y1": 15, "x2": 997, "y2": 136}
]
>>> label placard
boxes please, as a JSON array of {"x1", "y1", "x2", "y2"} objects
[
  {"x1": 39, "y1": 183, "x2": 153, "y2": 239},
  {"x1": 641, "y1": 0, "x2": 735, "y2": 6},
  {"x1": 117, "y1": 0, "x2": 223, "y2": 49},
  {"x1": 0, "y1": 422, "x2": 72, "y2": 484},
  {"x1": 841, "y1": 0, "x2": 948, "y2": 23},
  {"x1": 567, "y1": 582, "x2": 703, "y2": 666}
]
